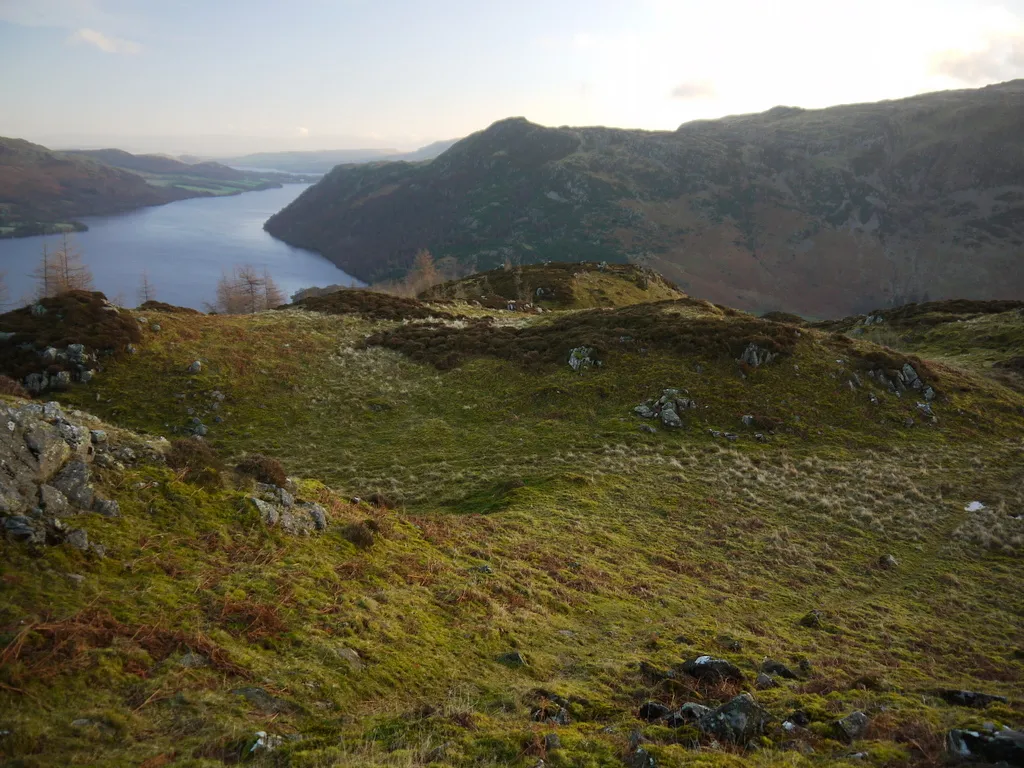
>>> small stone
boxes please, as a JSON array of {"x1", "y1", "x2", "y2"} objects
[
  {"x1": 65, "y1": 528, "x2": 89, "y2": 551},
  {"x1": 660, "y1": 406, "x2": 683, "y2": 429},
  {"x1": 878, "y1": 554, "x2": 899, "y2": 569},
  {"x1": 188, "y1": 360, "x2": 202, "y2": 374},
  {"x1": 761, "y1": 658, "x2": 798, "y2": 679},
  {"x1": 4, "y1": 516, "x2": 40, "y2": 543},
  {"x1": 698, "y1": 693, "x2": 770, "y2": 744},
  {"x1": 178, "y1": 651, "x2": 209, "y2": 668},
  {"x1": 638, "y1": 701, "x2": 670, "y2": 722},
  {"x1": 498, "y1": 650, "x2": 527, "y2": 667},
  {"x1": 89, "y1": 430, "x2": 107, "y2": 444},
  {"x1": 799, "y1": 610, "x2": 825, "y2": 629},
  {"x1": 756, "y1": 672, "x2": 778, "y2": 689},
  {"x1": 93, "y1": 499, "x2": 120, "y2": 517},
  {"x1": 151, "y1": 324, "x2": 161, "y2": 332},
  {"x1": 544, "y1": 733, "x2": 561, "y2": 752},
  {"x1": 741, "y1": 415, "x2": 754, "y2": 427},
  {"x1": 935, "y1": 689, "x2": 1008, "y2": 708},
  {"x1": 337, "y1": 647, "x2": 364, "y2": 671},
  {"x1": 639, "y1": 424, "x2": 657, "y2": 434},
  {"x1": 680, "y1": 655, "x2": 744, "y2": 682},
  {"x1": 832, "y1": 711, "x2": 870, "y2": 743}
]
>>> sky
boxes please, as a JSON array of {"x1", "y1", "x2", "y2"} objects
[{"x1": 1, "y1": 0, "x2": 1023, "y2": 155}]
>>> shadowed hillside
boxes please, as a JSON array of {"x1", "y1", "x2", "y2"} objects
[{"x1": 265, "y1": 81, "x2": 1024, "y2": 318}]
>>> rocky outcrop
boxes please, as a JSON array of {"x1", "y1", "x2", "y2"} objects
[
  {"x1": 634, "y1": 388, "x2": 697, "y2": 430},
  {"x1": 0, "y1": 401, "x2": 143, "y2": 553},
  {"x1": 248, "y1": 483, "x2": 328, "y2": 535}
]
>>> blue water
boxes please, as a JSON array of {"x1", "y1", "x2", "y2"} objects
[{"x1": 0, "y1": 184, "x2": 360, "y2": 310}]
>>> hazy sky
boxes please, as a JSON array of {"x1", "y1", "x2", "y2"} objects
[{"x1": 1, "y1": 0, "x2": 1023, "y2": 154}]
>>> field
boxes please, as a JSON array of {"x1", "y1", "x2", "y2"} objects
[{"x1": 1, "y1": 275, "x2": 1022, "y2": 767}]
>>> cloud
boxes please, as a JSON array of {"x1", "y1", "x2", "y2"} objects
[
  {"x1": 930, "y1": 31, "x2": 1024, "y2": 84},
  {"x1": 296, "y1": 126, "x2": 309, "y2": 138},
  {"x1": 0, "y1": 0, "x2": 99, "y2": 28},
  {"x1": 69, "y1": 27, "x2": 141, "y2": 53},
  {"x1": 670, "y1": 80, "x2": 716, "y2": 100}
]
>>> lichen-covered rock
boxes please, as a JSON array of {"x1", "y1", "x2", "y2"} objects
[
  {"x1": 679, "y1": 655, "x2": 745, "y2": 682},
  {"x1": 739, "y1": 343, "x2": 778, "y2": 367},
  {"x1": 39, "y1": 484, "x2": 71, "y2": 516},
  {"x1": 831, "y1": 711, "x2": 869, "y2": 743},
  {"x1": 947, "y1": 727, "x2": 1024, "y2": 764},
  {"x1": 568, "y1": 346, "x2": 599, "y2": 372},
  {"x1": 52, "y1": 461, "x2": 94, "y2": 509},
  {"x1": 23, "y1": 422, "x2": 72, "y2": 482},
  {"x1": 698, "y1": 694, "x2": 770, "y2": 744}
]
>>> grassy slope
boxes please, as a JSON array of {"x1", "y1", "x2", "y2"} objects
[
  {"x1": 422, "y1": 263, "x2": 684, "y2": 310},
  {"x1": 2, "y1": 300, "x2": 1023, "y2": 767}
]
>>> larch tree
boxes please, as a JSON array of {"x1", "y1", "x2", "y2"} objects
[
  {"x1": 138, "y1": 271, "x2": 157, "y2": 305},
  {"x1": 209, "y1": 264, "x2": 284, "y2": 314},
  {"x1": 33, "y1": 234, "x2": 93, "y2": 298},
  {"x1": 406, "y1": 249, "x2": 440, "y2": 296}
]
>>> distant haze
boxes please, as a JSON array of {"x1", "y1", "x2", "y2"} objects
[{"x1": 2, "y1": 0, "x2": 1024, "y2": 155}]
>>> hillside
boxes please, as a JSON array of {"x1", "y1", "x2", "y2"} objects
[
  {"x1": 812, "y1": 300, "x2": 1024, "y2": 391},
  {"x1": 0, "y1": 287, "x2": 1021, "y2": 767},
  {"x1": 0, "y1": 137, "x2": 184, "y2": 237},
  {"x1": 265, "y1": 81, "x2": 1024, "y2": 319},
  {"x1": 0, "y1": 139, "x2": 310, "y2": 238}
]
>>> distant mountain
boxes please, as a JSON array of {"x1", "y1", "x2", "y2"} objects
[
  {"x1": 0, "y1": 138, "x2": 313, "y2": 238},
  {"x1": 265, "y1": 81, "x2": 1024, "y2": 318},
  {"x1": 219, "y1": 148, "x2": 400, "y2": 174},
  {"x1": 66, "y1": 148, "x2": 248, "y2": 180},
  {"x1": 220, "y1": 139, "x2": 459, "y2": 174},
  {"x1": 0, "y1": 137, "x2": 182, "y2": 237}
]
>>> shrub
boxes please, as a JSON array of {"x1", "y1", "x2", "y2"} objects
[
  {"x1": 288, "y1": 289, "x2": 456, "y2": 321},
  {"x1": 166, "y1": 438, "x2": 222, "y2": 487},
  {"x1": 0, "y1": 375, "x2": 29, "y2": 398},
  {"x1": 366, "y1": 491, "x2": 399, "y2": 510},
  {"x1": 235, "y1": 454, "x2": 288, "y2": 487},
  {"x1": 341, "y1": 521, "x2": 376, "y2": 549},
  {"x1": 0, "y1": 290, "x2": 142, "y2": 382},
  {"x1": 138, "y1": 300, "x2": 201, "y2": 315}
]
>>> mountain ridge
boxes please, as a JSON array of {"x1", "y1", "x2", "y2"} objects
[{"x1": 265, "y1": 80, "x2": 1024, "y2": 318}]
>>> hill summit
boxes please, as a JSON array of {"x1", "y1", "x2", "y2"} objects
[{"x1": 265, "y1": 81, "x2": 1024, "y2": 318}]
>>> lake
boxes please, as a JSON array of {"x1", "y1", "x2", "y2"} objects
[{"x1": 0, "y1": 184, "x2": 360, "y2": 310}]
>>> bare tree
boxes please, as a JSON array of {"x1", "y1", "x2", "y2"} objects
[
  {"x1": 138, "y1": 271, "x2": 156, "y2": 305},
  {"x1": 263, "y1": 268, "x2": 284, "y2": 309},
  {"x1": 53, "y1": 233, "x2": 93, "y2": 293},
  {"x1": 209, "y1": 264, "x2": 284, "y2": 314},
  {"x1": 406, "y1": 249, "x2": 440, "y2": 296},
  {"x1": 33, "y1": 235, "x2": 92, "y2": 298},
  {"x1": 31, "y1": 242, "x2": 54, "y2": 299}
]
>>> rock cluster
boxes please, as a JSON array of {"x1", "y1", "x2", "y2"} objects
[
  {"x1": 248, "y1": 483, "x2": 328, "y2": 535},
  {"x1": 0, "y1": 401, "x2": 131, "y2": 554},
  {"x1": 866, "y1": 363, "x2": 935, "y2": 401},
  {"x1": 23, "y1": 343, "x2": 96, "y2": 394},
  {"x1": 739, "y1": 343, "x2": 778, "y2": 367},
  {"x1": 634, "y1": 389, "x2": 697, "y2": 429},
  {"x1": 567, "y1": 346, "x2": 599, "y2": 372}
]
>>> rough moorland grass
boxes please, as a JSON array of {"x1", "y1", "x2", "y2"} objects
[
  {"x1": 422, "y1": 261, "x2": 684, "y2": 310},
  {"x1": 4, "y1": 303, "x2": 1021, "y2": 767},
  {"x1": 288, "y1": 289, "x2": 458, "y2": 321},
  {"x1": 0, "y1": 290, "x2": 141, "y2": 379}
]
